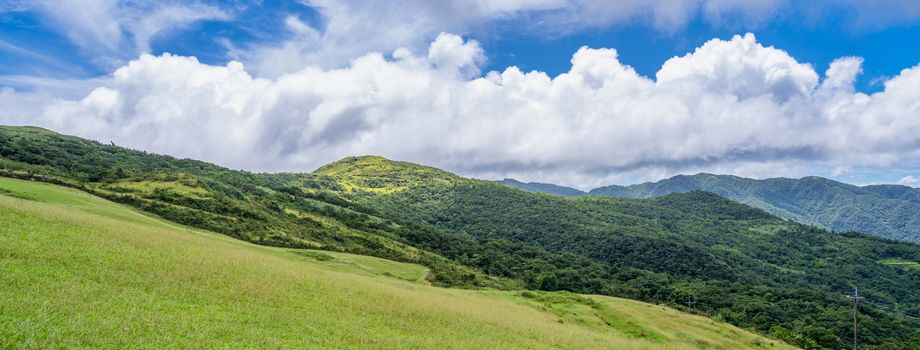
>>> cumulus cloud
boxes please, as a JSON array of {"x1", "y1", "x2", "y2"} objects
[
  {"x1": 899, "y1": 176, "x2": 920, "y2": 187},
  {"x1": 427, "y1": 33, "x2": 486, "y2": 78},
  {"x1": 2, "y1": 33, "x2": 920, "y2": 188}
]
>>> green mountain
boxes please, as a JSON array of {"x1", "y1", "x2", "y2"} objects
[
  {"x1": 1, "y1": 177, "x2": 791, "y2": 349},
  {"x1": 3, "y1": 125, "x2": 920, "y2": 349},
  {"x1": 589, "y1": 173, "x2": 920, "y2": 243},
  {"x1": 497, "y1": 178, "x2": 586, "y2": 196},
  {"x1": 0, "y1": 126, "x2": 508, "y2": 289}
]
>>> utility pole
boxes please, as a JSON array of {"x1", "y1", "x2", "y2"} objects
[
  {"x1": 686, "y1": 295, "x2": 695, "y2": 312},
  {"x1": 846, "y1": 287, "x2": 863, "y2": 350}
]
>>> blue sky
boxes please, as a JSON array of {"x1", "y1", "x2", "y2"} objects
[
  {"x1": 2, "y1": 1, "x2": 920, "y2": 188},
  {"x1": 482, "y1": 17, "x2": 920, "y2": 94},
  {"x1": 4, "y1": 1, "x2": 920, "y2": 92}
]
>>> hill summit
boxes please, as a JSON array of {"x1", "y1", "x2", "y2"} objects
[{"x1": 314, "y1": 155, "x2": 464, "y2": 193}]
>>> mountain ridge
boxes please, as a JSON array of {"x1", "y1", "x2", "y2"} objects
[
  {"x1": 496, "y1": 178, "x2": 586, "y2": 196},
  {"x1": 3, "y1": 125, "x2": 920, "y2": 348},
  {"x1": 501, "y1": 172, "x2": 920, "y2": 243},
  {"x1": 586, "y1": 173, "x2": 920, "y2": 243}
]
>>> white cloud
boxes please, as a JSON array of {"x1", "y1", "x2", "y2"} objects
[
  {"x1": 657, "y1": 33, "x2": 819, "y2": 102},
  {"x1": 898, "y1": 176, "x2": 920, "y2": 187},
  {"x1": 427, "y1": 33, "x2": 486, "y2": 78},
  {"x1": 2, "y1": 33, "x2": 920, "y2": 188},
  {"x1": 227, "y1": 0, "x2": 920, "y2": 77},
  {"x1": 238, "y1": 0, "x2": 784, "y2": 75},
  {"x1": 26, "y1": 0, "x2": 228, "y2": 69},
  {"x1": 127, "y1": 3, "x2": 229, "y2": 53},
  {"x1": 236, "y1": 0, "x2": 545, "y2": 76}
]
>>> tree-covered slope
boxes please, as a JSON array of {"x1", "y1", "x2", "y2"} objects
[
  {"x1": 3, "y1": 125, "x2": 920, "y2": 349},
  {"x1": 1, "y1": 177, "x2": 795, "y2": 349},
  {"x1": 589, "y1": 173, "x2": 920, "y2": 243},
  {"x1": 497, "y1": 178, "x2": 586, "y2": 196},
  {"x1": 0, "y1": 126, "x2": 505, "y2": 288},
  {"x1": 318, "y1": 156, "x2": 920, "y2": 349}
]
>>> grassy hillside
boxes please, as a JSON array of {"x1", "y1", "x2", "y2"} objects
[
  {"x1": 0, "y1": 177, "x2": 791, "y2": 349},
  {"x1": 0, "y1": 126, "x2": 505, "y2": 289},
  {"x1": 2, "y1": 126, "x2": 920, "y2": 349},
  {"x1": 589, "y1": 173, "x2": 920, "y2": 243}
]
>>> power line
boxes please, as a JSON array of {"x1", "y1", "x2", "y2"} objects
[{"x1": 846, "y1": 287, "x2": 863, "y2": 350}]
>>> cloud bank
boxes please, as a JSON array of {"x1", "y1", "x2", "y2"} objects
[{"x1": 2, "y1": 33, "x2": 920, "y2": 188}]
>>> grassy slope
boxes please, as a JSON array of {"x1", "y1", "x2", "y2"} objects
[
  {"x1": 880, "y1": 258, "x2": 920, "y2": 270},
  {"x1": 0, "y1": 177, "x2": 792, "y2": 349},
  {"x1": 0, "y1": 126, "x2": 504, "y2": 289}
]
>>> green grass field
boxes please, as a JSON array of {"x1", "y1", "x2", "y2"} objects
[
  {"x1": 0, "y1": 177, "x2": 793, "y2": 349},
  {"x1": 880, "y1": 258, "x2": 920, "y2": 270}
]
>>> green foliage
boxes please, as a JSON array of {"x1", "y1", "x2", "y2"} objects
[
  {"x1": 324, "y1": 156, "x2": 920, "y2": 349},
  {"x1": 880, "y1": 258, "x2": 920, "y2": 270},
  {"x1": 0, "y1": 126, "x2": 505, "y2": 289},
  {"x1": 590, "y1": 173, "x2": 920, "y2": 243},
  {"x1": 769, "y1": 324, "x2": 822, "y2": 349},
  {"x1": 3, "y1": 125, "x2": 920, "y2": 349},
  {"x1": 1, "y1": 178, "x2": 793, "y2": 349}
]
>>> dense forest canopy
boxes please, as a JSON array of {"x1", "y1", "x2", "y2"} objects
[{"x1": 2, "y1": 125, "x2": 919, "y2": 349}]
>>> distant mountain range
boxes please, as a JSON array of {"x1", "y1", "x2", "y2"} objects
[
  {"x1": 499, "y1": 173, "x2": 920, "y2": 243},
  {"x1": 495, "y1": 178, "x2": 586, "y2": 197}
]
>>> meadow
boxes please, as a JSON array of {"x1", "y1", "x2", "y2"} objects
[{"x1": 0, "y1": 177, "x2": 792, "y2": 349}]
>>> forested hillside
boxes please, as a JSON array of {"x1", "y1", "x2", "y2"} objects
[
  {"x1": 2, "y1": 126, "x2": 920, "y2": 349},
  {"x1": 589, "y1": 173, "x2": 920, "y2": 243},
  {"x1": 0, "y1": 126, "x2": 507, "y2": 288}
]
